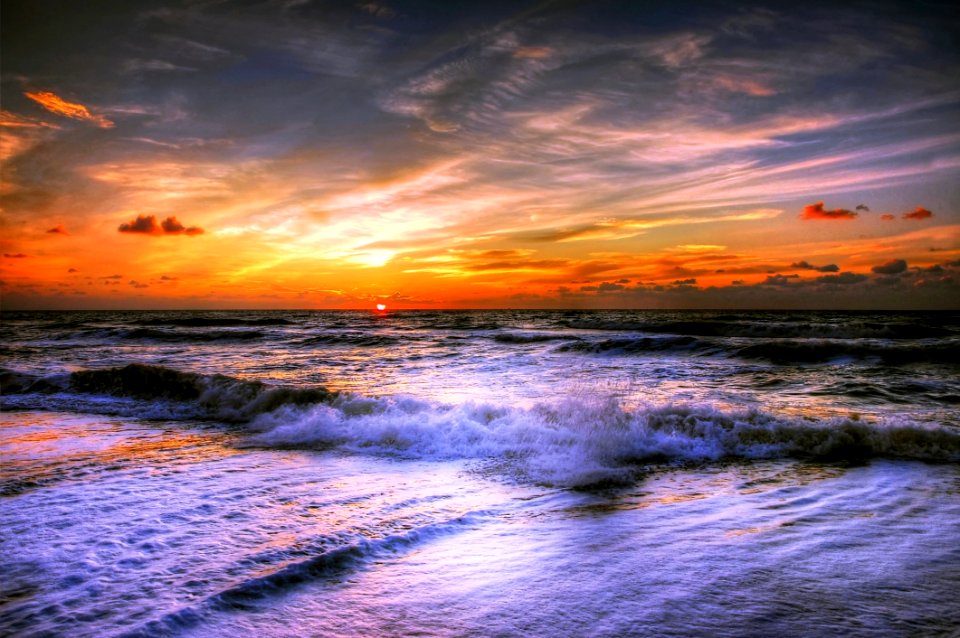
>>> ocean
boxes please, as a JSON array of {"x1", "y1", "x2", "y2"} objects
[{"x1": 1, "y1": 309, "x2": 959, "y2": 637}]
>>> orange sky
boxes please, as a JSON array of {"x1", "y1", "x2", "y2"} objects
[{"x1": 2, "y1": 1, "x2": 958, "y2": 309}]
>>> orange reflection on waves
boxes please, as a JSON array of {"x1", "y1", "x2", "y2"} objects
[{"x1": 0, "y1": 413, "x2": 241, "y2": 494}]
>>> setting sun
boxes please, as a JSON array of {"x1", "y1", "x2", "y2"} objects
[{"x1": 376, "y1": 303, "x2": 387, "y2": 312}]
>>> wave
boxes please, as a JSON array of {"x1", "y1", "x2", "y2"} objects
[
  {"x1": 562, "y1": 319, "x2": 955, "y2": 340},
  {"x1": 734, "y1": 340, "x2": 960, "y2": 365},
  {"x1": 39, "y1": 327, "x2": 268, "y2": 343},
  {"x1": 135, "y1": 317, "x2": 294, "y2": 327},
  {"x1": 493, "y1": 332, "x2": 581, "y2": 344},
  {"x1": 120, "y1": 516, "x2": 475, "y2": 638},
  {"x1": 121, "y1": 328, "x2": 267, "y2": 342},
  {"x1": 555, "y1": 336, "x2": 706, "y2": 355},
  {"x1": 5, "y1": 365, "x2": 958, "y2": 488},
  {"x1": 297, "y1": 333, "x2": 402, "y2": 348},
  {"x1": 553, "y1": 335, "x2": 959, "y2": 364},
  {"x1": 1, "y1": 364, "x2": 335, "y2": 422},
  {"x1": 246, "y1": 396, "x2": 960, "y2": 486},
  {"x1": 810, "y1": 381, "x2": 960, "y2": 404},
  {"x1": 423, "y1": 320, "x2": 503, "y2": 331}
]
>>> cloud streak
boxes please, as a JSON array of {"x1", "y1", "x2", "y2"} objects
[{"x1": 23, "y1": 91, "x2": 114, "y2": 128}]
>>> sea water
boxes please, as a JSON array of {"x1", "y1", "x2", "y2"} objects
[{"x1": 1, "y1": 310, "x2": 958, "y2": 636}]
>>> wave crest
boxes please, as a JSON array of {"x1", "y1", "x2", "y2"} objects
[
  {"x1": 247, "y1": 396, "x2": 960, "y2": 487},
  {"x1": 68, "y1": 364, "x2": 335, "y2": 421},
  {"x1": 5, "y1": 364, "x2": 957, "y2": 487}
]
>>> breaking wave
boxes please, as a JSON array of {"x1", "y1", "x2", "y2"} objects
[
  {"x1": 247, "y1": 396, "x2": 960, "y2": 486},
  {"x1": 3, "y1": 365, "x2": 957, "y2": 487}
]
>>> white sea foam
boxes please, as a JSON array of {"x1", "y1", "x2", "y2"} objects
[{"x1": 245, "y1": 394, "x2": 960, "y2": 487}]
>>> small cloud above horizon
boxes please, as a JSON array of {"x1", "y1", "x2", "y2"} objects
[
  {"x1": 872, "y1": 259, "x2": 908, "y2": 275},
  {"x1": 790, "y1": 260, "x2": 839, "y2": 273},
  {"x1": 800, "y1": 202, "x2": 858, "y2": 220},
  {"x1": 118, "y1": 215, "x2": 204, "y2": 236},
  {"x1": 903, "y1": 207, "x2": 933, "y2": 221}
]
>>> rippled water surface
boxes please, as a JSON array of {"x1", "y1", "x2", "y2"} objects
[{"x1": 2, "y1": 310, "x2": 959, "y2": 636}]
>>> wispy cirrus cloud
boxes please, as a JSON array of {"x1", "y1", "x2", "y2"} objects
[
  {"x1": 23, "y1": 91, "x2": 114, "y2": 128},
  {"x1": 515, "y1": 209, "x2": 784, "y2": 243}
]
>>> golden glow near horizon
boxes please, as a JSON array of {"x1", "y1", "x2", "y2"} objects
[{"x1": 1, "y1": 2, "x2": 958, "y2": 309}]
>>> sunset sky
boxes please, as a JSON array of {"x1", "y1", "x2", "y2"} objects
[{"x1": 2, "y1": 0, "x2": 958, "y2": 309}]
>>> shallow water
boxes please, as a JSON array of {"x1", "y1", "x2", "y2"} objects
[{"x1": 2, "y1": 310, "x2": 959, "y2": 636}]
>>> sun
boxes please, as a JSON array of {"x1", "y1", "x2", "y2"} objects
[{"x1": 376, "y1": 303, "x2": 387, "y2": 312}]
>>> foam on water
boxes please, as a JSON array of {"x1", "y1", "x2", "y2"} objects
[
  {"x1": 4, "y1": 364, "x2": 957, "y2": 487},
  {"x1": 248, "y1": 393, "x2": 960, "y2": 486}
]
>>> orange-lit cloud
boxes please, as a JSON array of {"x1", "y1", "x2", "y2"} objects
[
  {"x1": 513, "y1": 47, "x2": 553, "y2": 60},
  {"x1": 23, "y1": 91, "x2": 114, "y2": 128},
  {"x1": 0, "y1": 110, "x2": 60, "y2": 130},
  {"x1": 46, "y1": 225, "x2": 68, "y2": 235},
  {"x1": 800, "y1": 202, "x2": 858, "y2": 220},
  {"x1": 118, "y1": 215, "x2": 204, "y2": 235},
  {"x1": 161, "y1": 217, "x2": 204, "y2": 235},
  {"x1": 880, "y1": 214, "x2": 896, "y2": 221},
  {"x1": 903, "y1": 206, "x2": 933, "y2": 220}
]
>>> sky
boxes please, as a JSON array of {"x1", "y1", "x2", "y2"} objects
[{"x1": 1, "y1": 0, "x2": 958, "y2": 309}]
